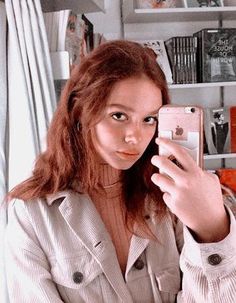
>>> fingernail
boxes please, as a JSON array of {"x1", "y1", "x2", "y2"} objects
[
  {"x1": 151, "y1": 155, "x2": 158, "y2": 165},
  {"x1": 151, "y1": 173, "x2": 157, "y2": 182}
]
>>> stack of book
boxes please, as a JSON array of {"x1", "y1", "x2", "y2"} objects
[
  {"x1": 161, "y1": 28, "x2": 236, "y2": 84},
  {"x1": 44, "y1": 10, "x2": 95, "y2": 75},
  {"x1": 165, "y1": 36, "x2": 198, "y2": 84}
]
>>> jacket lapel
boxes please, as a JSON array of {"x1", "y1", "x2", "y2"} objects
[
  {"x1": 126, "y1": 233, "x2": 149, "y2": 277},
  {"x1": 58, "y1": 191, "x2": 133, "y2": 303}
]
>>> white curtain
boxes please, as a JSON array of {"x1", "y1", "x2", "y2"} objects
[
  {"x1": 1, "y1": 0, "x2": 57, "y2": 301},
  {"x1": 0, "y1": 2, "x2": 8, "y2": 302},
  {"x1": 6, "y1": 0, "x2": 56, "y2": 190}
]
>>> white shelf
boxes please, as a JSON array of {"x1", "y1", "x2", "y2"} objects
[
  {"x1": 204, "y1": 153, "x2": 236, "y2": 160},
  {"x1": 41, "y1": 0, "x2": 105, "y2": 14},
  {"x1": 122, "y1": 1, "x2": 236, "y2": 23},
  {"x1": 169, "y1": 81, "x2": 236, "y2": 89}
]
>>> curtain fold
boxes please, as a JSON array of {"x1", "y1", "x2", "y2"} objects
[
  {"x1": 2, "y1": 0, "x2": 57, "y2": 301},
  {"x1": 0, "y1": 2, "x2": 8, "y2": 302},
  {"x1": 6, "y1": 0, "x2": 56, "y2": 190}
]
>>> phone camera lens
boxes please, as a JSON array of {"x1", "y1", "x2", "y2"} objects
[{"x1": 190, "y1": 107, "x2": 195, "y2": 113}]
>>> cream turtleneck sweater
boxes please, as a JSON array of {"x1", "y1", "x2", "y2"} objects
[{"x1": 89, "y1": 164, "x2": 132, "y2": 274}]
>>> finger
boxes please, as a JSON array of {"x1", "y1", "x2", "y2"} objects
[
  {"x1": 156, "y1": 137, "x2": 197, "y2": 172},
  {"x1": 162, "y1": 192, "x2": 172, "y2": 208},
  {"x1": 151, "y1": 173, "x2": 175, "y2": 193},
  {"x1": 151, "y1": 155, "x2": 185, "y2": 182}
]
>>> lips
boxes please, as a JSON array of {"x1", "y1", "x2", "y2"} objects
[{"x1": 116, "y1": 150, "x2": 140, "y2": 160}]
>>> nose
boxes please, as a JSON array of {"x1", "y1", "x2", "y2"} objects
[{"x1": 124, "y1": 124, "x2": 142, "y2": 145}]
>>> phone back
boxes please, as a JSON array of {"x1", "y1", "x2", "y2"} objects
[{"x1": 158, "y1": 105, "x2": 204, "y2": 168}]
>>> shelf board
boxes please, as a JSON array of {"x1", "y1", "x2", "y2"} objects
[
  {"x1": 41, "y1": 0, "x2": 105, "y2": 14},
  {"x1": 168, "y1": 81, "x2": 236, "y2": 89},
  {"x1": 122, "y1": 2, "x2": 236, "y2": 23},
  {"x1": 204, "y1": 153, "x2": 236, "y2": 160}
]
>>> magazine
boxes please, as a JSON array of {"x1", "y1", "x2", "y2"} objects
[
  {"x1": 204, "y1": 106, "x2": 236, "y2": 154},
  {"x1": 136, "y1": 39, "x2": 173, "y2": 84}
]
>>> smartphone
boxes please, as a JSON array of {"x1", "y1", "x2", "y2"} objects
[{"x1": 158, "y1": 105, "x2": 204, "y2": 169}]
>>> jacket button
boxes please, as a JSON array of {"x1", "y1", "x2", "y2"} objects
[
  {"x1": 134, "y1": 258, "x2": 144, "y2": 270},
  {"x1": 72, "y1": 271, "x2": 84, "y2": 284},
  {"x1": 208, "y1": 254, "x2": 222, "y2": 265}
]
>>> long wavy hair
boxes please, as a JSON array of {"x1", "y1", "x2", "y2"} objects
[{"x1": 8, "y1": 40, "x2": 170, "y2": 225}]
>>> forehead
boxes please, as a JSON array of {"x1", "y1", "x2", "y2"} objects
[{"x1": 106, "y1": 76, "x2": 162, "y2": 112}]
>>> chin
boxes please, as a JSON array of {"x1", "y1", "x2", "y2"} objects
[{"x1": 109, "y1": 161, "x2": 135, "y2": 170}]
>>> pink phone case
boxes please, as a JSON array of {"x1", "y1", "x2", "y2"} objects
[{"x1": 158, "y1": 105, "x2": 204, "y2": 168}]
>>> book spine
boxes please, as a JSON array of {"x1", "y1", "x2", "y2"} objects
[
  {"x1": 179, "y1": 37, "x2": 184, "y2": 84},
  {"x1": 230, "y1": 106, "x2": 236, "y2": 153},
  {"x1": 193, "y1": 30, "x2": 202, "y2": 83},
  {"x1": 192, "y1": 36, "x2": 198, "y2": 83},
  {"x1": 173, "y1": 38, "x2": 177, "y2": 84},
  {"x1": 165, "y1": 38, "x2": 176, "y2": 83},
  {"x1": 189, "y1": 37, "x2": 194, "y2": 83},
  {"x1": 182, "y1": 37, "x2": 187, "y2": 83},
  {"x1": 176, "y1": 37, "x2": 181, "y2": 84},
  {"x1": 186, "y1": 37, "x2": 191, "y2": 83}
]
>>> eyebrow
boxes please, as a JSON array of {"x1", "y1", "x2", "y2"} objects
[{"x1": 108, "y1": 103, "x2": 159, "y2": 116}]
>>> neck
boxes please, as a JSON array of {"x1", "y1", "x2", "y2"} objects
[
  {"x1": 92, "y1": 163, "x2": 123, "y2": 199},
  {"x1": 97, "y1": 163, "x2": 122, "y2": 188}
]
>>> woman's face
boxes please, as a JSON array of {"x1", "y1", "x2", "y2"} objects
[{"x1": 91, "y1": 75, "x2": 163, "y2": 170}]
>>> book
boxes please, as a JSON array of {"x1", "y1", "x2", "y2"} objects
[
  {"x1": 136, "y1": 0, "x2": 177, "y2": 8},
  {"x1": 65, "y1": 12, "x2": 87, "y2": 65},
  {"x1": 44, "y1": 10, "x2": 94, "y2": 66},
  {"x1": 82, "y1": 14, "x2": 94, "y2": 53},
  {"x1": 187, "y1": 0, "x2": 223, "y2": 7},
  {"x1": 165, "y1": 37, "x2": 176, "y2": 82},
  {"x1": 57, "y1": 10, "x2": 71, "y2": 52},
  {"x1": 193, "y1": 28, "x2": 236, "y2": 82},
  {"x1": 204, "y1": 106, "x2": 236, "y2": 154},
  {"x1": 93, "y1": 33, "x2": 105, "y2": 48},
  {"x1": 165, "y1": 36, "x2": 198, "y2": 84},
  {"x1": 137, "y1": 39, "x2": 173, "y2": 84}
]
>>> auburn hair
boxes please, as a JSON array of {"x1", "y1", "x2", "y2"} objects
[{"x1": 8, "y1": 40, "x2": 170, "y2": 224}]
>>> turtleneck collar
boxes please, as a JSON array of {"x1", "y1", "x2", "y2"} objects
[{"x1": 97, "y1": 163, "x2": 122, "y2": 188}]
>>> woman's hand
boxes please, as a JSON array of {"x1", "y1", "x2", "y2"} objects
[{"x1": 151, "y1": 137, "x2": 229, "y2": 243}]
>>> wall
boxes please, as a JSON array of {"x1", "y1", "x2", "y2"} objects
[
  {"x1": 87, "y1": 0, "x2": 236, "y2": 169},
  {"x1": 87, "y1": 0, "x2": 123, "y2": 40}
]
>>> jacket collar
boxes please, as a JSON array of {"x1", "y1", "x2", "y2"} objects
[
  {"x1": 48, "y1": 190, "x2": 134, "y2": 302},
  {"x1": 46, "y1": 191, "x2": 151, "y2": 265},
  {"x1": 45, "y1": 190, "x2": 70, "y2": 206}
]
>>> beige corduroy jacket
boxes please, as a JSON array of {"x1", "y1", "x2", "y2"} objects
[{"x1": 4, "y1": 190, "x2": 236, "y2": 302}]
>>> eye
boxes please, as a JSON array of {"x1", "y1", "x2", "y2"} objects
[
  {"x1": 111, "y1": 112, "x2": 128, "y2": 121},
  {"x1": 144, "y1": 116, "x2": 158, "y2": 125}
]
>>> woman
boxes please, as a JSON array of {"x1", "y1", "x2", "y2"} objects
[{"x1": 5, "y1": 40, "x2": 236, "y2": 302}]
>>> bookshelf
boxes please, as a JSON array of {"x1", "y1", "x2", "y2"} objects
[
  {"x1": 122, "y1": 6, "x2": 236, "y2": 23},
  {"x1": 122, "y1": 0, "x2": 236, "y2": 169},
  {"x1": 204, "y1": 153, "x2": 236, "y2": 160},
  {"x1": 169, "y1": 81, "x2": 236, "y2": 89},
  {"x1": 43, "y1": 0, "x2": 105, "y2": 80}
]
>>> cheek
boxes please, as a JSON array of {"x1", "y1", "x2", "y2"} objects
[
  {"x1": 93, "y1": 124, "x2": 122, "y2": 149},
  {"x1": 143, "y1": 127, "x2": 157, "y2": 146}
]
